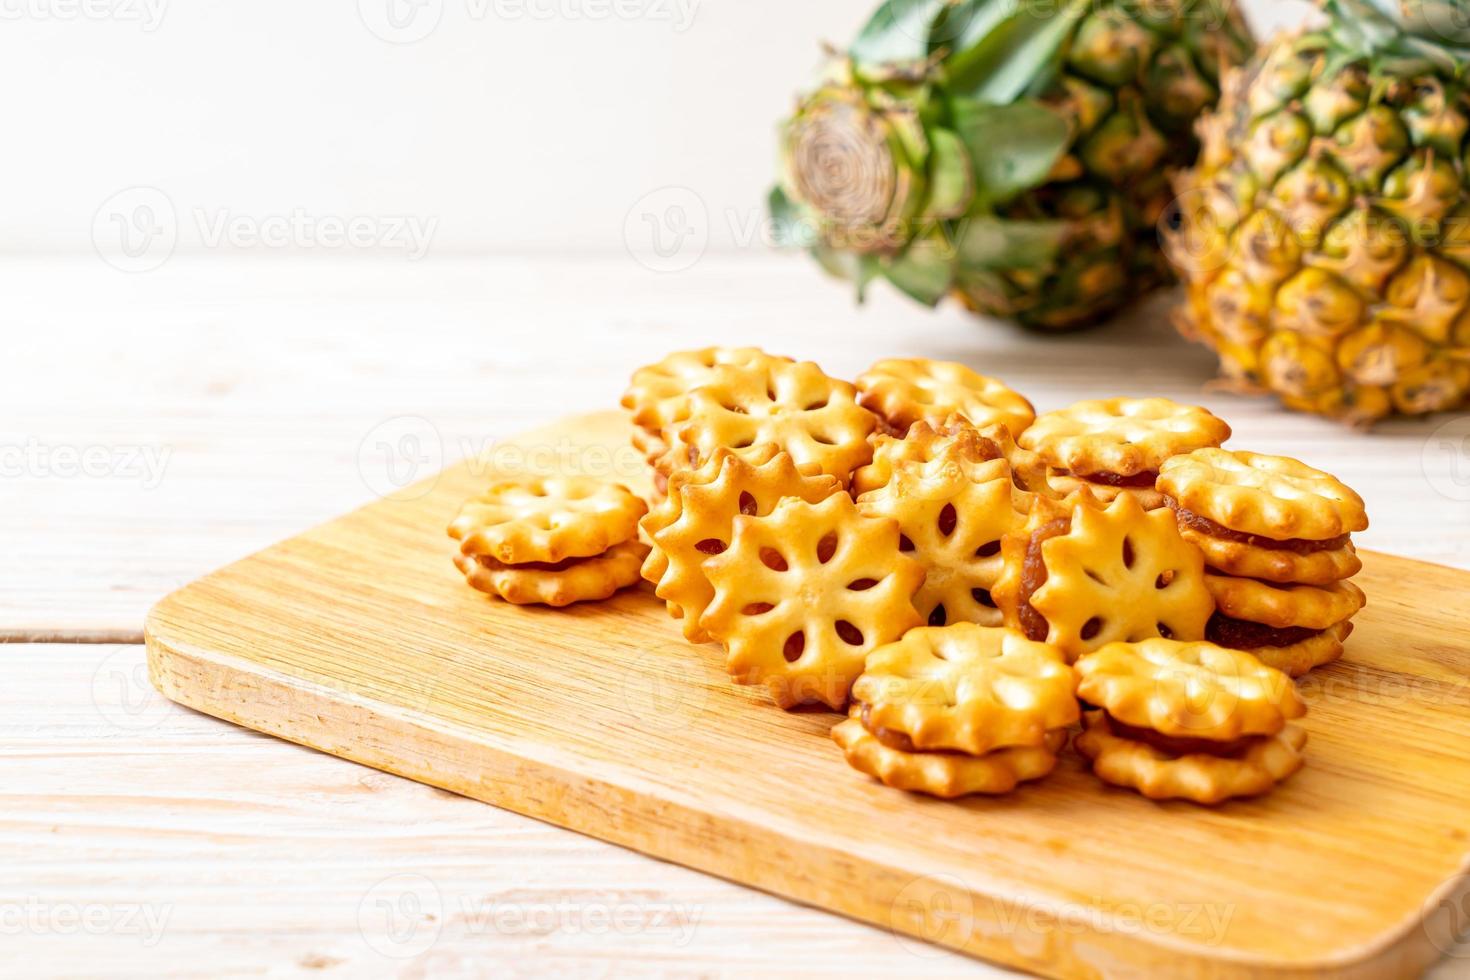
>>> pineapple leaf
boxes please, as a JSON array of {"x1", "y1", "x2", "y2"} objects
[
  {"x1": 850, "y1": 0, "x2": 953, "y2": 70},
  {"x1": 921, "y1": 128, "x2": 974, "y2": 220},
  {"x1": 768, "y1": 186, "x2": 818, "y2": 251},
  {"x1": 949, "y1": 99, "x2": 1071, "y2": 208},
  {"x1": 955, "y1": 216, "x2": 1067, "y2": 271},
  {"x1": 1326, "y1": 0, "x2": 1470, "y2": 71},
  {"x1": 943, "y1": 0, "x2": 1089, "y2": 105},
  {"x1": 881, "y1": 230, "x2": 957, "y2": 305}
]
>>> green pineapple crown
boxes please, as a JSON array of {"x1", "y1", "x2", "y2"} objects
[
  {"x1": 770, "y1": 0, "x2": 1253, "y2": 331},
  {"x1": 1324, "y1": 0, "x2": 1470, "y2": 72}
]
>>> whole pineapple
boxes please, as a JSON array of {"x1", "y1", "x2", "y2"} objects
[
  {"x1": 1167, "y1": 0, "x2": 1470, "y2": 422},
  {"x1": 771, "y1": 0, "x2": 1253, "y2": 332}
]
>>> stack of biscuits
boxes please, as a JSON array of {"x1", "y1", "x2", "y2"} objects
[
  {"x1": 1157, "y1": 449, "x2": 1368, "y2": 677},
  {"x1": 1074, "y1": 638, "x2": 1309, "y2": 804},
  {"x1": 834, "y1": 623, "x2": 1079, "y2": 798},
  {"x1": 449, "y1": 475, "x2": 650, "y2": 608}
]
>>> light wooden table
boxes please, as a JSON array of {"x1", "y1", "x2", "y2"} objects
[{"x1": 6, "y1": 256, "x2": 1469, "y2": 978}]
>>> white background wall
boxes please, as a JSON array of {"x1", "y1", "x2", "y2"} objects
[{"x1": 0, "y1": 0, "x2": 1311, "y2": 258}]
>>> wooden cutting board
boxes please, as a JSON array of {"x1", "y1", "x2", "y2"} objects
[{"x1": 145, "y1": 411, "x2": 1470, "y2": 979}]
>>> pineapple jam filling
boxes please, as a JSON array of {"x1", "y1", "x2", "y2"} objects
[
  {"x1": 1066, "y1": 469, "x2": 1160, "y2": 489},
  {"x1": 477, "y1": 555, "x2": 586, "y2": 573},
  {"x1": 1206, "y1": 612, "x2": 1326, "y2": 651},
  {"x1": 1103, "y1": 713, "x2": 1256, "y2": 759},
  {"x1": 857, "y1": 701, "x2": 970, "y2": 757},
  {"x1": 1017, "y1": 517, "x2": 1073, "y2": 642},
  {"x1": 1167, "y1": 498, "x2": 1352, "y2": 553}
]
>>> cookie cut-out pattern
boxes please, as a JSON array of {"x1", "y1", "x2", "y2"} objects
[
  {"x1": 701, "y1": 493, "x2": 924, "y2": 710},
  {"x1": 450, "y1": 476, "x2": 647, "y2": 564},
  {"x1": 667, "y1": 360, "x2": 877, "y2": 485},
  {"x1": 852, "y1": 624, "x2": 1078, "y2": 756},
  {"x1": 855, "y1": 358, "x2": 1036, "y2": 438},
  {"x1": 997, "y1": 493, "x2": 1214, "y2": 662},
  {"x1": 857, "y1": 456, "x2": 1028, "y2": 629},
  {"x1": 1021, "y1": 397, "x2": 1231, "y2": 477},
  {"x1": 644, "y1": 447, "x2": 841, "y2": 642}
]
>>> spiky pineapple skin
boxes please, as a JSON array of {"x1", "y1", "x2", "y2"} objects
[
  {"x1": 958, "y1": 0, "x2": 1254, "y2": 332},
  {"x1": 1169, "y1": 33, "x2": 1470, "y2": 422}
]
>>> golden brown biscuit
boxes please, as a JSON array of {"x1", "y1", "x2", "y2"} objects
[
  {"x1": 1158, "y1": 449, "x2": 1368, "y2": 541},
  {"x1": 993, "y1": 492, "x2": 1214, "y2": 662},
  {"x1": 644, "y1": 447, "x2": 841, "y2": 642},
  {"x1": 450, "y1": 476, "x2": 647, "y2": 564},
  {"x1": 854, "y1": 358, "x2": 1036, "y2": 438},
  {"x1": 1178, "y1": 523, "x2": 1362, "y2": 586},
  {"x1": 833, "y1": 717, "x2": 1064, "y2": 799},
  {"x1": 701, "y1": 493, "x2": 925, "y2": 710},
  {"x1": 1242, "y1": 621, "x2": 1352, "y2": 678},
  {"x1": 1020, "y1": 397, "x2": 1231, "y2": 478},
  {"x1": 666, "y1": 359, "x2": 877, "y2": 485},
  {"x1": 1046, "y1": 470, "x2": 1167, "y2": 511},
  {"x1": 850, "y1": 417, "x2": 1000, "y2": 497},
  {"x1": 1074, "y1": 711, "x2": 1307, "y2": 805},
  {"x1": 1075, "y1": 638, "x2": 1304, "y2": 741},
  {"x1": 622, "y1": 347, "x2": 787, "y2": 434},
  {"x1": 454, "y1": 541, "x2": 649, "y2": 607},
  {"x1": 852, "y1": 624, "x2": 1078, "y2": 756},
  {"x1": 1205, "y1": 576, "x2": 1366, "y2": 631},
  {"x1": 857, "y1": 454, "x2": 1028, "y2": 628}
]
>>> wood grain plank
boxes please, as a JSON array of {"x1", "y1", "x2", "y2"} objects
[
  {"x1": 4, "y1": 644, "x2": 1020, "y2": 979},
  {"x1": 145, "y1": 412, "x2": 1470, "y2": 979},
  {"x1": 5, "y1": 256, "x2": 1467, "y2": 638}
]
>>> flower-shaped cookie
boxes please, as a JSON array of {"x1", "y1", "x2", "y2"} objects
[
  {"x1": 833, "y1": 717, "x2": 1064, "y2": 799},
  {"x1": 667, "y1": 360, "x2": 878, "y2": 484},
  {"x1": 1205, "y1": 576, "x2": 1366, "y2": 631},
  {"x1": 1020, "y1": 397, "x2": 1231, "y2": 478},
  {"x1": 455, "y1": 541, "x2": 649, "y2": 608},
  {"x1": 994, "y1": 492, "x2": 1214, "y2": 662},
  {"x1": 622, "y1": 347, "x2": 787, "y2": 434},
  {"x1": 642, "y1": 446, "x2": 842, "y2": 642},
  {"x1": 450, "y1": 476, "x2": 647, "y2": 564},
  {"x1": 851, "y1": 624, "x2": 1078, "y2": 756},
  {"x1": 855, "y1": 358, "x2": 1036, "y2": 438},
  {"x1": 1076, "y1": 638, "x2": 1305, "y2": 741},
  {"x1": 701, "y1": 493, "x2": 924, "y2": 710},
  {"x1": 851, "y1": 417, "x2": 999, "y2": 496},
  {"x1": 1158, "y1": 448, "x2": 1368, "y2": 541},
  {"x1": 1074, "y1": 711, "x2": 1307, "y2": 805},
  {"x1": 857, "y1": 455, "x2": 1029, "y2": 628}
]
